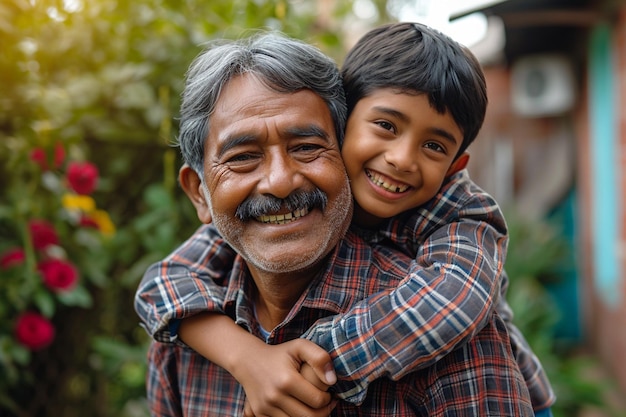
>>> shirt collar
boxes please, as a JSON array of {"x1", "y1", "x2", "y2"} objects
[{"x1": 221, "y1": 231, "x2": 379, "y2": 327}]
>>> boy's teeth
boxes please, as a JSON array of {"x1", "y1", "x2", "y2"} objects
[
  {"x1": 367, "y1": 170, "x2": 409, "y2": 193},
  {"x1": 257, "y1": 207, "x2": 309, "y2": 224}
]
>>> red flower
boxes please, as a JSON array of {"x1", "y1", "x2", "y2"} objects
[
  {"x1": 14, "y1": 311, "x2": 55, "y2": 350},
  {"x1": 29, "y1": 143, "x2": 65, "y2": 171},
  {"x1": 0, "y1": 247, "x2": 26, "y2": 269},
  {"x1": 38, "y1": 258, "x2": 79, "y2": 292},
  {"x1": 29, "y1": 220, "x2": 59, "y2": 250},
  {"x1": 66, "y1": 161, "x2": 99, "y2": 195},
  {"x1": 79, "y1": 215, "x2": 99, "y2": 229}
]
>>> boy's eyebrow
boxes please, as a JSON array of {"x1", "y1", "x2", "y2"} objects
[
  {"x1": 428, "y1": 127, "x2": 459, "y2": 146},
  {"x1": 372, "y1": 105, "x2": 459, "y2": 146},
  {"x1": 372, "y1": 105, "x2": 408, "y2": 123}
]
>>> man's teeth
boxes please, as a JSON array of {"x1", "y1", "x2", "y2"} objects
[
  {"x1": 367, "y1": 170, "x2": 409, "y2": 193},
  {"x1": 257, "y1": 208, "x2": 309, "y2": 224}
]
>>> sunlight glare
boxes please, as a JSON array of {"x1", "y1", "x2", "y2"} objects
[{"x1": 353, "y1": 0, "x2": 378, "y2": 20}]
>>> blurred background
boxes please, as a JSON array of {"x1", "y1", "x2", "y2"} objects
[{"x1": 1, "y1": 0, "x2": 625, "y2": 416}]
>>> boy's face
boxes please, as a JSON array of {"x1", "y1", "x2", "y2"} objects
[{"x1": 342, "y1": 89, "x2": 464, "y2": 224}]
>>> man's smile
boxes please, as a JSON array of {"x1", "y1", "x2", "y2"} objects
[{"x1": 256, "y1": 207, "x2": 310, "y2": 224}]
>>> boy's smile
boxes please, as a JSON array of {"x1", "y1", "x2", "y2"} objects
[
  {"x1": 366, "y1": 168, "x2": 412, "y2": 194},
  {"x1": 342, "y1": 89, "x2": 464, "y2": 225}
]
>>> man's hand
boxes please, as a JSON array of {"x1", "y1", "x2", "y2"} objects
[{"x1": 238, "y1": 339, "x2": 337, "y2": 417}]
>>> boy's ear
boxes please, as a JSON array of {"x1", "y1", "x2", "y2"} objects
[
  {"x1": 179, "y1": 164, "x2": 212, "y2": 224},
  {"x1": 446, "y1": 152, "x2": 470, "y2": 177}
]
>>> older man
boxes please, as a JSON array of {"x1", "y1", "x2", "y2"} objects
[{"x1": 141, "y1": 32, "x2": 533, "y2": 416}]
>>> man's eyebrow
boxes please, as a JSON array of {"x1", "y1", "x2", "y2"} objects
[
  {"x1": 216, "y1": 124, "x2": 332, "y2": 158},
  {"x1": 286, "y1": 124, "x2": 332, "y2": 141},
  {"x1": 216, "y1": 134, "x2": 257, "y2": 159}
]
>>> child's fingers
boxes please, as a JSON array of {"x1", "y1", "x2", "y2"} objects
[
  {"x1": 291, "y1": 340, "x2": 337, "y2": 385},
  {"x1": 300, "y1": 362, "x2": 331, "y2": 390},
  {"x1": 245, "y1": 392, "x2": 333, "y2": 417},
  {"x1": 243, "y1": 399, "x2": 255, "y2": 417}
]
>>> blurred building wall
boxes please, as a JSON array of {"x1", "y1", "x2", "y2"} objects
[
  {"x1": 467, "y1": 0, "x2": 626, "y2": 396},
  {"x1": 579, "y1": 5, "x2": 626, "y2": 397}
]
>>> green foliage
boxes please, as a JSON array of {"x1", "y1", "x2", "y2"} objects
[
  {"x1": 505, "y1": 212, "x2": 621, "y2": 417},
  {"x1": 0, "y1": 0, "x2": 366, "y2": 415}
]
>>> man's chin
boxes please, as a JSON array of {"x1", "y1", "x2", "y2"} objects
[{"x1": 239, "y1": 235, "x2": 333, "y2": 274}]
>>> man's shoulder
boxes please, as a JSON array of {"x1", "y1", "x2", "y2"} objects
[{"x1": 143, "y1": 223, "x2": 236, "y2": 281}]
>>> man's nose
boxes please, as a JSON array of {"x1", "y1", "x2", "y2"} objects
[{"x1": 258, "y1": 150, "x2": 304, "y2": 198}]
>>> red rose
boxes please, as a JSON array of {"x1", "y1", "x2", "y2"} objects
[
  {"x1": 14, "y1": 311, "x2": 55, "y2": 350},
  {"x1": 29, "y1": 220, "x2": 59, "y2": 250},
  {"x1": 37, "y1": 258, "x2": 79, "y2": 292},
  {"x1": 79, "y1": 215, "x2": 99, "y2": 229},
  {"x1": 29, "y1": 143, "x2": 65, "y2": 171},
  {"x1": 30, "y1": 148, "x2": 47, "y2": 169},
  {"x1": 66, "y1": 161, "x2": 99, "y2": 195},
  {"x1": 0, "y1": 247, "x2": 26, "y2": 269}
]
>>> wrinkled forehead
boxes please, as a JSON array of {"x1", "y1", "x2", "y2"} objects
[{"x1": 207, "y1": 74, "x2": 339, "y2": 152}]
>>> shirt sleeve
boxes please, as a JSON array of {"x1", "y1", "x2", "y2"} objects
[
  {"x1": 303, "y1": 215, "x2": 506, "y2": 404},
  {"x1": 146, "y1": 341, "x2": 184, "y2": 417},
  {"x1": 134, "y1": 224, "x2": 236, "y2": 343}
]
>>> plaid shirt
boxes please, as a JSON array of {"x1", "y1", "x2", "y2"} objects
[
  {"x1": 146, "y1": 229, "x2": 534, "y2": 416},
  {"x1": 303, "y1": 170, "x2": 555, "y2": 409},
  {"x1": 135, "y1": 170, "x2": 553, "y2": 411}
]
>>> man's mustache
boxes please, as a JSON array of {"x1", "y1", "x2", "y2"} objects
[{"x1": 235, "y1": 189, "x2": 328, "y2": 220}]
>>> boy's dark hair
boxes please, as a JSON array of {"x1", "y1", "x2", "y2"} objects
[{"x1": 341, "y1": 22, "x2": 487, "y2": 156}]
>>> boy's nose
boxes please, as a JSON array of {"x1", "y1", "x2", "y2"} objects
[{"x1": 384, "y1": 143, "x2": 418, "y2": 172}]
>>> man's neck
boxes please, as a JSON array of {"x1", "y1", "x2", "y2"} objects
[{"x1": 247, "y1": 267, "x2": 320, "y2": 331}]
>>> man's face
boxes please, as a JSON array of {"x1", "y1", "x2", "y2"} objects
[
  {"x1": 200, "y1": 74, "x2": 352, "y2": 274},
  {"x1": 342, "y1": 89, "x2": 464, "y2": 224}
]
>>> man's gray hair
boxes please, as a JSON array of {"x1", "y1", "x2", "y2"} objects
[{"x1": 178, "y1": 32, "x2": 347, "y2": 174}]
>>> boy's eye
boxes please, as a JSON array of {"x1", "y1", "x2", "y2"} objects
[
  {"x1": 375, "y1": 120, "x2": 396, "y2": 133},
  {"x1": 424, "y1": 142, "x2": 445, "y2": 153}
]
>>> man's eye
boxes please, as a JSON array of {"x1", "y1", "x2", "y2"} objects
[
  {"x1": 293, "y1": 143, "x2": 321, "y2": 152},
  {"x1": 226, "y1": 153, "x2": 257, "y2": 163}
]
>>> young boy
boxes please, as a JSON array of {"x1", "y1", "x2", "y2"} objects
[{"x1": 136, "y1": 22, "x2": 555, "y2": 416}]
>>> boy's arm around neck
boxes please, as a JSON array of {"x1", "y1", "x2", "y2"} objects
[{"x1": 301, "y1": 174, "x2": 509, "y2": 404}]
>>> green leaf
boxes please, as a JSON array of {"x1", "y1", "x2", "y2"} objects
[
  {"x1": 10, "y1": 344, "x2": 30, "y2": 366},
  {"x1": 33, "y1": 289, "x2": 56, "y2": 318},
  {"x1": 56, "y1": 285, "x2": 93, "y2": 308}
]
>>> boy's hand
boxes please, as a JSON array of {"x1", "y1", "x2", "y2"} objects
[{"x1": 237, "y1": 339, "x2": 336, "y2": 417}]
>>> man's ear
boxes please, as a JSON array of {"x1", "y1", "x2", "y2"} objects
[
  {"x1": 446, "y1": 152, "x2": 470, "y2": 177},
  {"x1": 179, "y1": 164, "x2": 212, "y2": 224}
]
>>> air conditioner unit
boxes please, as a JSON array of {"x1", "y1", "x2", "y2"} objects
[{"x1": 511, "y1": 54, "x2": 576, "y2": 117}]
